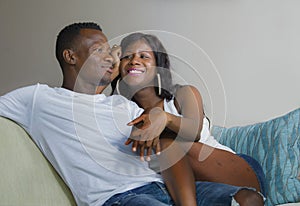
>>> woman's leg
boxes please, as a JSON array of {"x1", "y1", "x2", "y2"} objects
[
  {"x1": 185, "y1": 142, "x2": 266, "y2": 205},
  {"x1": 157, "y1": 140, "x2": 266, "y2": 205},
  {"x1": 159, "y1": 138, "x2": 197, "y2": 206},
  {"x1": 194, "y1": 181, "x2": 264, "y2": 206},
  {"x1": 184, "y1": 142, "x2": 262, "y2": 192}
]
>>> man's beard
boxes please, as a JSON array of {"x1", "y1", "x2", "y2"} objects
[{"x1": 98, "y1": 75, "x2": 111, "y2": 86}]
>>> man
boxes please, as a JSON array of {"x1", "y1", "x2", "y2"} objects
[
  {"x1": 0, "y1": 22, "x2": 169, "y2": 206},
  {"x1": 0, "y1": 22, "x2": 264, "y2": 206}
]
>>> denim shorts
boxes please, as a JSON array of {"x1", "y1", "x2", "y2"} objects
[
  {"x1": 103, "y1": 154, "x2": 266, "y2": 206},
  {"x1": 237, "y1": 153, "x2": 267, "y2": 196},
  {"x1": 194, "y1": 154, "x2": 267, "y2": 205}
]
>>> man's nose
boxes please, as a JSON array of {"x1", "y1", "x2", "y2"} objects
[{"x1": 104, "y1": 53, "x2": 113, "y2": 63}]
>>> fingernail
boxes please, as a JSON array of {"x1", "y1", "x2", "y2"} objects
[
  {"x1": 132, "y1": 147, "x2": 136, "y2": 152},
  {"x1": 140, "y1": 157, "x2": 144, "y2": 161},
  {"x1": 146, "y1": 156, "x2": 151, "y2": 161},
  {"x1": 156, "y1": 152, "x2": 161, "y2": 155}
]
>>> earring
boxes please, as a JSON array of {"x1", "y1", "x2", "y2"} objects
[
  {"x1": 157, "y1": 73, "x2": 161, "y2": 96},
  {"x1": 116, "y1": 79, "x2": 120, "y2": 95}
]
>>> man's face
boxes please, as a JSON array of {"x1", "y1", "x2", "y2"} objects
[{"x1": 74, "y1": 29, "x2": 113, "y2": 87}]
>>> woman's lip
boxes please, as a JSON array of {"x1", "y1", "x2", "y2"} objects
[{"x1": 127, "y1": 67, "x2": 144, "y2": 71}]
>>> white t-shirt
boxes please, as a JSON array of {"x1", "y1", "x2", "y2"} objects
[
  {"x1": 0, "y1": 84, "x2": 163, "y2": 206},
  {"x1": 163, "y1": 99, "x2": 235, "y2": 153}
]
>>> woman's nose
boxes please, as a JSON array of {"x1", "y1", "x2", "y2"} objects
[{"x1": 129, "y1": 55, "x2": 140, "y2": 65}]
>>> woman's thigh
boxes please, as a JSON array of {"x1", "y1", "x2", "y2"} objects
[{"x1": 186, "y1": 142, "x2": 262, "y2": 192}]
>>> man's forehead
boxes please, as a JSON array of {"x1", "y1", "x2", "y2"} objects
[{"x1": 79, "y1": 28, "x2": 108, "y2": 42}]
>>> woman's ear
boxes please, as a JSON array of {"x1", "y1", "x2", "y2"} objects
[{"x1": 63, "y1": 49, "x2": 76, "y2": 65}]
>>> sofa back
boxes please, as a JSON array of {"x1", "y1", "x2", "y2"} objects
[
  {"x1": 212, "y1": 108, "x2": 300, "y2": 206},
  {"x1": 0, "y1": 116, "x2": 76, "y2": 205}
]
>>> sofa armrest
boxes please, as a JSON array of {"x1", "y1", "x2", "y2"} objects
[{"x1": 0, "y1": 116, "x2": 76, "y2": 205}]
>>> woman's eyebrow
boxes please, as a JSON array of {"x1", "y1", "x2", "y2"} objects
[{"x1": 124, "y1": 49, "x2": 152, "y2": 54}]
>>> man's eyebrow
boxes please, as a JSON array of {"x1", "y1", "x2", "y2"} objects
[{"x1": 93, "y1": 44, "x2": 111, "y2": 50}]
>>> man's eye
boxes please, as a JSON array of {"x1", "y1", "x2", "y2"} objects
[{"x1": 97, "y1": 48, "x2": 103, "y2": 53}]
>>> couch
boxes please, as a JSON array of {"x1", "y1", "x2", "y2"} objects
[
  {"x1": 212, "y1": 108, "x2": 300, "y2": 206},
  {"x1": 0, "y1": 116, "x2": 76, "y2": 205},
  {"x1": 0, "y1": 108, "x2": 299, "y2": 205}
]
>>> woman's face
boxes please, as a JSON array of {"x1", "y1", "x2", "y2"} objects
[{"x1": 119, "y1": 39, "x2": 157, "y2": 88}]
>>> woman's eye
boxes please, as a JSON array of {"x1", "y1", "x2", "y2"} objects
[
  {"x1": 97, "y1": 48, "x2": 103, "y2": 53},
  {"x1": 122, "y1": 55, "x2": 132, "y2": 60},
  {"x1": 140, "y1": 54, "x2": 149, "y2": 59}
]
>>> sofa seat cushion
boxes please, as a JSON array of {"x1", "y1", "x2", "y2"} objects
[{"x1": 212, "y1": 108, "x2": 300, "y2": 206}]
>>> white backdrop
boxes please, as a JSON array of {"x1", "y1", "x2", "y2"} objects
[{"x1": 0, "y1": 0, "x2": 299, "y2": 127}]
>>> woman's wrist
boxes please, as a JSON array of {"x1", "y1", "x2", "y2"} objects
[{"x1": 165, "y1": 112, "x2": 173, "y2": 128}]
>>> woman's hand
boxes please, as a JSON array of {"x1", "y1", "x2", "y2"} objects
[
  {"x1": 95, "y1": 45, "x2": 121, "y2": 94},
  {"x1": 111, "y1": 45, "x2": 121, "y2": 81}
]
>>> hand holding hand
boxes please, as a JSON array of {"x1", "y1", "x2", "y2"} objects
[
  {"x1": 124, "y1": 136, "x2": 161, "y2": 161},
  {"x1": 126, "y1": 107, "x2": 168, "y2": 161}
]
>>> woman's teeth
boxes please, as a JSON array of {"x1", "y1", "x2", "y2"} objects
[{"x1": 128, "y1": 70, "x2": 143, "y2": 74}]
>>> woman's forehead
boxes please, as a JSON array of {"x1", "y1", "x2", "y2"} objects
[{"x1": 124, "y1": 40, "x2": 153, "y2": 53}]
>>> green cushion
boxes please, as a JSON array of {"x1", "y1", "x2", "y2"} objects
[
  {"x1": 0, "y1": 116, "x2": 76, "y2": 205},
  {"x1": 212, "y1": 108, "x2": 300, "y2": 206}
]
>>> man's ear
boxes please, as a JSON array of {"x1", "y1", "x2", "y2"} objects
[{"x1": 63, "y1": 49, "x2": 77, "y2": 65}]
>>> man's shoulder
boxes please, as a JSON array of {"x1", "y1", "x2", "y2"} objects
[
  {"x1": 108, "y1": 94, "x2": 137, "y2": 105},
  {"x1": 1, "y1": 83, "x2": 45, "y2": 97},
  {"x1": 13, "y1": 83, "x2": 51, "y2": 92},
  {"x1": 107, "y1": 94, "x2": 143, "y2": 111}
]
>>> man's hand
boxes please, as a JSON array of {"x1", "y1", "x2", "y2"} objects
[
  {"x1": 124, "y1": 136, "x2": 160, "y2": 161},
  {"x1": 126, "y1": 107, "x2": 168, "y2": 161}
]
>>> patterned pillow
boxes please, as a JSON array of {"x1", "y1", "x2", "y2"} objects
[{"x1": 211, "y1": 108, "x2": 300, "y2": 206}]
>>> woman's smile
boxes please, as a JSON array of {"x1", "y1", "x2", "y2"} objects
[{"x1": 127, "y1": 67, "x2": 145, "y2": 76}]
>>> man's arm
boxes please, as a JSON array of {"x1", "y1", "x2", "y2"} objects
[{"x1": 0, "y1": 85, "x2": 35, "y2": 130}]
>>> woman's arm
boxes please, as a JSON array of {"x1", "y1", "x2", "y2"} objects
[
  {"x1": 129, "y1": 85, "x2": 204, "y2": 142},
  {"x1": 165, "y1": 85, "x2": 204, "y2": 142}
]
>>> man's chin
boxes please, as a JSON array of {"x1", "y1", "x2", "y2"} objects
[{"x1": 98, "y1": 79, "x2": 111, "y2": 86}]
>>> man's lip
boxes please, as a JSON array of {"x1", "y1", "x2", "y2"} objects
[{"x1": 102, "y1": 66, "x2": 113, "y2": 73}]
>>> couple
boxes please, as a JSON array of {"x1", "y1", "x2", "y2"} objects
[{"x1": 0, "y1": 22, "x2": 266, "y2": 206}]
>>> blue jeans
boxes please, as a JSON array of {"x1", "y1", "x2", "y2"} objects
[
  {"x1": 103, "y1": 182, "x2": 173, "y2": 206},
  {"x1": 103, "y1": 154, "x2": 266, "y2": 206}
]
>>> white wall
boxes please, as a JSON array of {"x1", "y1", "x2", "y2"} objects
[{"x1": 0, "y1": 0, "x2": 299, "y2": 127}]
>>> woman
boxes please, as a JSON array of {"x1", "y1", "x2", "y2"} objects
[{"x1": 110, "y1": 33, "x2": 266, "y2": 206}]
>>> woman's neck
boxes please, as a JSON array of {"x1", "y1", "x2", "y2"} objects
[{"x1": 133, "y1": 87, "x2": 163, "y2": 110}]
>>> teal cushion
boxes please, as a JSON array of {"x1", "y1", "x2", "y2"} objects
[{"x1": 212, "y1": 108, "x2": 300, "y2": 206}]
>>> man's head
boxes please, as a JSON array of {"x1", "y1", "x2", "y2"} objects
[
  {"x1": 55, "y1": 22, "x2": 102, "y2": 67},
  {"x1": 56, "y1": 22, "x2": 114, "y2": 93}
]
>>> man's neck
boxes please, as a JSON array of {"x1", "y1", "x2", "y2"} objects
[
  {"x1": 62, "y1": 81, "x2": 98, "y2": 95},
  {"x1": 95, "y1": 85, "x2": 108, "y2": 94}
]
